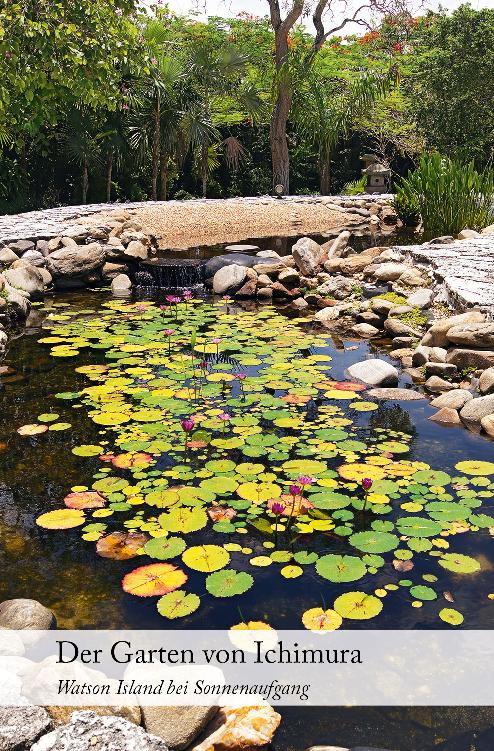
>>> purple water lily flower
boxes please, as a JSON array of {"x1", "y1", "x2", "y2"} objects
[
  {"x1": 180, "y1": 418, "x2": 195, "y2": 433},
  {"x1": 362, "y1": 477, "x2": 373, "y2": 491},
  {"x1": 272, "y1": 502, "x2": 285, "y2": 516}
]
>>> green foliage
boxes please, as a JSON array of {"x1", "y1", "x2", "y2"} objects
[
  {"x1": 341, "y1": 176, "x2": 367, "y2": 195},
  {"x1": 397, "y1": 308, "x2": 428, "y2": 327},
  {"x1": 396, "y1": 153, "x2": 494, "y2": 237},
  {"x1": 393, "y1": 189, "x2": 420, "y2": 227}
]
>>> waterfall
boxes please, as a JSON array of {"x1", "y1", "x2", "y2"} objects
[{"x1": 136, "y1": 259, "x2": 206, "y2": 290}]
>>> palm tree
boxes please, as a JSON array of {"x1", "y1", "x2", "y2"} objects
[
  {"x1": 63, "y1": 109, "x2": 103, "y2": 204},
  {"x1": 99, "y1": 111, "x2": 128, "y2": 202},
  {"x1": 293, "y1": 68, "x2": 398, "y2": 194}
]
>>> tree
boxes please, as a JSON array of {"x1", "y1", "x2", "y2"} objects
[
  {"x1": 63, "y1": 110, "x2": 103, "y2": 204},
  {"x1": 413, "y1": 5, "x2": 494, "y2": 163},
  {"x1": 265, "y1": 0, "x2": 411, "y2": 193}
]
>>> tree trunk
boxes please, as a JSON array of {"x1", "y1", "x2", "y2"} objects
[
  {"x1": 151, "y1": 93, "x2": 161, "y2": 201},
  {"x1": 160, "y1": 145, "x2": 168, "y2": 201},
  {"x1": 106, "y1": 151, "x2": 114, "y2": 203},
  {"x1": 82, "y1": 160, "x2": 89, "y2": 204},
  {"x1": 319, "y1": 150, "x2": 331, "y2": 195},
  {"x1": 201, "y1": 140, "x2": 208, "y2": 198},
  {"x1": 270, "y1": 90, "x2": 291, "y2": 195}
]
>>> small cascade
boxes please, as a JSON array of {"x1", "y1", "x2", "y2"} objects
[{"x1": 137, "y1": 259, "x2": 206, "y2": 290}]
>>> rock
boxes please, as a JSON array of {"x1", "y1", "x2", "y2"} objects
[
  {"x1": 38, "y1": 268, "x2": 53, "y2": 286},
  {"x1": 430, "y1": 236, "x2": 455, "y2": 244},
  {"x1": 325, "y1": 230, "x2": 351, "y2": 257},
  {"x1": 424, "y1": 376, "x2": 455, "y2": 393},
  {"x1": 21, "y1": 250, "x2": 46, "y2": 267},
  {"x1": 317, "y1": 275, "x2": 354, "y2": 300},
  {"x1": 446, "y1": 348, "x2": 494, "y2": 370},
  {"x1": 142, "y1": 707, "x2": 217, "y2": 751},
  {"x1": 103, "y1": 262, "x2": 129, "y2": 280},
  {"x1": 271, "y1": 281, "x2": 297, "y2": 298},
  {"x1": 0, "y1": 249, "x2": 19, "y2": 264},
  {"x1": 111, "y1": 274, "x2": 132, "y2": 295},
  {"x1": 429, "y1": 347, "x2": 448, "y2": 363},
  {"x1": 120, "y1": 230, "x2": 150, "y2": 247},
  {"x1": 4, "y1": 264, "x2": 45, "y2": 298},
  {"x1": 8, "y1": 240, "x2": 34, "y2": 254},
  {"x1": 371, "y1": 298, "x2": 397, "y2": 316},
  {"x1": 347, "y1": 359, "x2": 399, "y2": 387},
  {"x1": 123, "y1": 240, "x2": 149, "y2": 260},
  {"x1": 224, "y1": 244, "x2": 260, "y2": 252},
  {"x1": 257, "y1": 287, "x2": 273, "y2": 300},
  {"x1": 256, "y1": 250, "x2": 280, "y2": 259},
  {"x1": 235, "y1": 278, "x2": 258, "y2": 298},
  {"x1": 46, "y1": 243, "x2": 105, "y2": 279},
  {"x1": 252, "y1": 261, "x2": 288, "y2": 276},
  {"x1": 421, "y1": 311, "x2": 485, "y2": 347},
  {"x1": 0, "y1": 707, "x2": 52, "y2": 751},
  {"x1": 372, "y1": 263, "x2": 409, "y2": 281},
  {"x1": 314, "y1": 307, "x2": 340, "y2": 325},
  {"x1": 460, "y1": 394, "x2": 494, "y2": 431},
  {"x1": 362, "y1": 284, "x2": 389, "y2": 299},
  {"x1": 387, "y1": 305, "x2": 414, "y2": 317},
  {"x1": 292, "y1": 297, "x2": 309, "y2": 310},
  {"x1": 479, "y1": 367, "x2": 494, "y2": 394},
  {"x1": 407, "y1": 288, "x2": 433, "y2": 309},
  {"x1": 376, "y1": 248, "x2": 403, "y2": 263},
  {"x1": 352, "y1": 323, "x2": 380, "y2": 337},
  {"x1": 292, "y1": 237, "x2": 325, "y2": 276},
  {"x1": 367, "y1": 388, "x2": 425, "y2": 401},
  {"x1": 323, "y1": 258, "x2": 343, "y2": 273},
  {"x1": 212, "y1": 264, "x2": 247, "y2": 295},
  {"x1": 31, "y1": 711, "x2": 167, "y2": 751},
  {"x1": 191, "y1": 705, "x2": 281, "y2": 751},
  {"x1": 397, "y1": 269, "x2": 425, "y2": 286},
  {"x1": 257, "y1": 274, "x2": 271, "y2": 287},
  {"x1": 46, "y1": 706, "x2": 141, "y2": 727},
  {"x1": 0, "y1": 598, "x2": 56, "y2": 629},
  {"x1": 458, "y1": 228, "x2": 481, "y2": 239},
  {"x1": 446, "y1": 322, "x2": 494, "y2": 348},
  {"x1": 357, "y1": 311, "x2": 383, "y2": 327},
  {"x1": 278, "y1": 268, "x2": 300, "y2": 287},
  {"x1": 393, "y1": 336, "x2": 416, "y2": 347},
  {"x1": 430, "y1": 390, "x2": 473, "y2": 410},
  {"x1": 384, "y1": 318, "x2": 419, "y2": 337},
  {"x1": 304, "y1": 747, "x2": 348, "y2": 751},
  {"x1": 429, "y1": 407, "x2": 461, "y2": 424},
  {"x1": 404, "y1": 367, "x2": 425, "y2": 381},
  {"x1": 481, "y1": 414, "x2": 494, "y2": 437},
  {"x1": 425, "y1": 362, "x2": 457, "y2": 378},
  {"x1": 3, "y1": 283, "x2": 31, "y2": 318},
  {"x1": 36, "y1": 240, "x2": 50, "y2": 255},
  {"x1": 339, "y1": 255, "x2": 373, "y2": 275}
]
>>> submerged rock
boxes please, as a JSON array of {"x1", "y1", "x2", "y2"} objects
[
  {"x1": 0, "y1": 598, "x2": 56, "y2": 630},
  {"x1": 346, "y1": 359, "x2": 399, "y2": 387},
  {"x1": 366, "y1": 388, "x2": 426, "y2": 401}
]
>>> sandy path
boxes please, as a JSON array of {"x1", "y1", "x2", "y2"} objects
[{"x1": 88, "y1": 197, "x2": 363, "y2": 249}]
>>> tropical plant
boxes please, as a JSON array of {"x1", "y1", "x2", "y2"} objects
[
  {"x1": 393, "y1": 187, "x2": 420, "y2": 226},
  {"x1": 62, "y1": 109, "x2": 105, "y2": 204},
  {"x1": 396, "y1": 153, "x2": 494, "y2": 237},
  {"x1": 341, "y1": 176, "x2": 367, "y2": 195}
]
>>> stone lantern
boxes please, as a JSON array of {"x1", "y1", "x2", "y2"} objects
[{"x1": 361, "y1": 154, "x2": 391, "y2": 194}]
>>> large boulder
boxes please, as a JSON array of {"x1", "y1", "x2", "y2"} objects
[
  {"x1": 0, "y1": 598, "x2": 56, "y2": 630},
  {"x1": 407, "y1": 288, "x2": 433, "y2": 309},
  {"x1": 314, "y1": 307, "x2": 340, "y2": 325},
  {"x1": 317, "y1": 275, "x2": 354, "y2": 300},
  {"x1": 0, "y1": 707, "x2": 52, "y2": 751},
  {"x1": 479, "y1": 367, "x2": 494, "y2": 394},
  {"x1": 142, "y1": 707, "x2": 218, "y2": 751},
  {"x1": 205, "y1": 253, "x2": 271, "y2": 278},
  {"x1": 111, "y1": 274, "x2": 132, "y2": 296},
  {"x1": 122, "y1": 240, "x2": 149, "y2": 260},
  {"x1": 372, "y1": 262, "x2": 409, "y2": 281},
  {"x1": 324, "y1": 230, "x2": 351, "y2": 258},
  {"x1": 31, "y1": 711, "x2": 167, "y2": 751},
  {"x1": 367, "y1": 388, "x2": 426, "y2": 401},
  {"x1": 212, "y1": 264, "x2": 247, "y2": 295},
  {"x1": 421, "y1": 311, "x2": 485, "y2": 347},
  {"x1": 4, "y1": 264, "x2": 45, "y2": 299},
  {"x1": 346, "y1": 359, "x2": 399, "y2": 387},
  {"x1": 339, "y1": 254, "x2": 374, "y2": 275},
  {"x1": 446, "y1": 348, "x2": 494, "y2": 370},
  {"x1": 384, "y1": 318, "x2": 419, "y2": 338},
  {"x1": 46, "y1": 243, "x2": 105, "y2": 279},
  {"x1": 430, "y1": 389, "x2": 473, "y2": 410},
  {"x1": 3, "y1": 283, "x2": 31, "y2": 318},
  {"x1": 0, "y1": 248, "x2": 19, "y2": 265},
  {"x1": 460, "y1": 393, "x2": 494, "y2": 431},
  {"x1": 446, "y1": 322, "x2": 494, "y2": 348},
  {"x1": 292, "y1": 237, "x2": 325, "y2": 276},
  {"x1": 21, "y1": 250, "x2": 46, "y2": 267}
]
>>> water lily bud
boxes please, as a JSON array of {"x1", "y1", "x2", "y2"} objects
[{"x1": 362, "y1": 477, "x2": 373, "y2": 491}]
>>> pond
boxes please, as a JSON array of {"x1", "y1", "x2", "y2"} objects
[{"x1": 1, "y1": 288, "x2": 493, "y2": 749}]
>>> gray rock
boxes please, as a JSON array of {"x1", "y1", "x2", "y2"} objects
[
  {"x1": 46, "y1": 243, "x2": 105, "y2": 279},
  {"x1": 205, "y1": 253, "x2": 270, "y2": 278},
  {"x1": 357, "y1": 311, "x2": 383, "y2": 327},
  {"x1": 325, "y1": 230, "x2": 351, "y2": 257},
  {"x1": 397, "y1": 269, "x2": 425, "y2": 286},
  {"x1": 458, "y1": 228, "x2": 481, "y2": 239},
  {"x1": 142, "y1": 706, "x2": 217, "y2": 751},
  {"x1": 0, "y1": 706, "x2": 52, "y2": 751},
  {"x1": 366, "y1": 388, "x2": 426, "y2": 401},
  {"x1": 3, "y1": 283, "x2": 31, "y2": 318},
  {"x1": 446, "y1": 348, "x2": 494, "y2": 370},
  {"x1": 31, "y1": 711, "x2": 167, "y2": 751},
  {"x1": 8, "y1": 240, "x2": 34, "y2": 254},
  {"x1": 212, "y1": 264, "x2": 247, "y2": 295},
  {"x1": 406, "y1": 288, "x2": 433, "y2": 309},
  {"x1": 314, "y1": 307, "x2": 340, "y2": 325},
  {"x1": 425, "y1": 362, "x2": 457, "y2": 378},
  {"x1": 421, "y1": 311, "x2": 485, "y2": 347},
  {"x1": 372, "y1": 262, "x2": 409, "y2": 281},
  {"x1": 0, "y1": 249, "x2": 19, "y2": 265},
  {"x1": 278, "y1": 268, "x2": 300, "y2": 287},
  {"x1": 460, "y1": 393, "x2": 494, "y2": 431},
  {"x1": 384, "y1": 318, "x2": 419, "y2": 337},
  {"x1": 352, "y1": 323, "x2": 380, "y2": 337},
  {"x1": 429, "y1": 407, "x2": 461, "y2": 425},
  {"x1": 429, "y1": 347, "x2": 448, "y2": 363},
  {"x1": 393, "y1": 336, "x2": 416, "y2": 347},
  {"x1": 481, "y1": 414, "x2": 494, "y2": 437},
  {"x1": 292, "y1": 237, "x2": 325, "y2": 276},
  {"x1": 111, "y1": 274, "x2": 132, "y2": 295},
  {"x1": 292, "y1": 297, "x2": 309, "y2": 310},
  {"x1": 371, "y1": 298, "x2": 397, "y2": 316},
  {"x1": 256, "y1": 250, "x2": 280, "y2": 259},
  {"x1": 36, "y1": 240, "x2": 50, "y2": 256},
  {"x1": 376, "y1": 248, "x2": 404, "y2": 262},
  {"x1": 424, "y1": 376, "x2": 455, "y2": 393},
  {"x1": 224, "y1": 244, "x2": 259, "y2": 252},
  {"x1": 446, "y1": 322, "x2": 494, "y2": 348},
  {"x1": 4, "y1": 264, "x2": 45, "y2": 298},
  {"x1": 479, "y1": 367, "x2": 494, "y2": 394},
  {"x1": 347, "y1": 359, "x2": 399, "y2": 387},
  {"x1": 430, "y1": 389, "x2": 473, "y2": 410},
  {"x1": 21, "y1": 250, "x2": 46, "y2": 267},
  {"x1": 102, "y1": 262, "x2": 129, "y2": 280},
  {"x1": 317, "y1": 275, "x2": 354, "y2": 300},
  {"x1": 0, "y1": 599, "x2": 56, "y2": 629}
]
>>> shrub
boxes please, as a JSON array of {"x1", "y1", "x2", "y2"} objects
[
  {"x1": 341, "y1": 175, "x2": 368, "y2": 195},
  {"x1": 395, "y1": 153, "x2": 494, "y2": 237},
  {"x1": 393, "y1": 189, "x2": 420, "y2": 227}
]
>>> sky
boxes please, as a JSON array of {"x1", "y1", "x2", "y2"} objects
[{"x1": 165, "y1": 0, "x2": 494, "y2": 25}]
